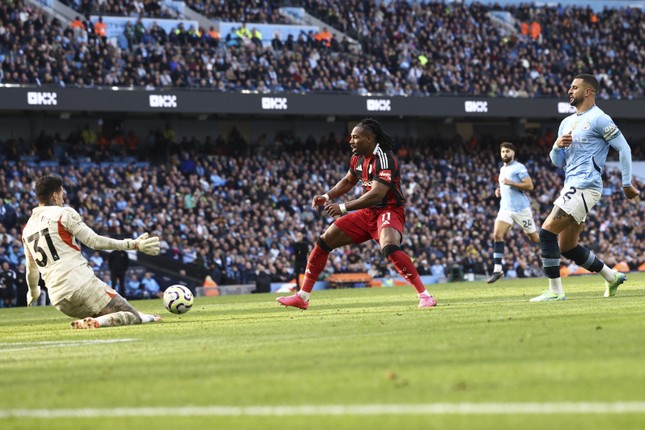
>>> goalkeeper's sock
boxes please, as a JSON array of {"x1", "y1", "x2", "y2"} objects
[
  {"x1": 95, "y1": 311, "x2": 140, "y2": 327},
  {"x1": 139, "y1": 313, "x2": 161, "y2": 324},
  {"x1": 299, "y1": 241, "x2": 330, "y2": 294},
  {"x1": 387, "y1": 250, "x2": 426, "y2": 294}
]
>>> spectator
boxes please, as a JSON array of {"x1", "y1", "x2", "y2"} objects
[
  {"x1": 94, "y1": 16, "x2": 107, "y2": 40},
  {"x1": 0, "y1": 261, "x2": 17, "y2": 308},
  {"x1": 140, "y1": 272, "x2": 162, "y2": 298},
  {"x1": 126, "y1": 273, "x2": 142, "y2": 299},
  {"x1": 89, "y1": 251, "x2": 105, "y2": 272}
]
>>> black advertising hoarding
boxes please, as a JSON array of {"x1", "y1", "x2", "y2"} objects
[{"x1": 0, "y1": 86, "x2": 644, "y2": 119}]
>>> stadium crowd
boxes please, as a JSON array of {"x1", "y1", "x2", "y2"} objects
[
  {"x1": 1, "y1": 1, "x2": 643, "y2": 98},
  {"x1": 0, "y1": 125, "x2": 643, "y2": 307}
]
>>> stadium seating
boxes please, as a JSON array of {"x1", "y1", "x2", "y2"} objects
[{"x1": 1, "y1": 0, "x2": 643, "y2": 97}]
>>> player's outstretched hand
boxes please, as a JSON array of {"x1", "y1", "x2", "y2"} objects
[
  {"x1": 134, "y1": 233, "x2": 161, "y2": 256},
  {"x1": 27, "y1": 286, "x2": 41, "y2": 307},
  {"x1": 623, "y1": 185, "x2": 640, "y2": 200}
]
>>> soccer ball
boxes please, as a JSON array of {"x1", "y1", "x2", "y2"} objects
[{"x1": 163, "y1": 285, "x2": 194, "y2": 314}]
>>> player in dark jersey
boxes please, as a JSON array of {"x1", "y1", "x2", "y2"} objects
[{"x1": 277, "y1": 118, "x2": 437, "y2": 310}]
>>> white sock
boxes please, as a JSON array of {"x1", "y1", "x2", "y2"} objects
[
  {"x1": 139, "y1": 313, "x2": 161, "y2": 324},
  {"x1": 297, "y1": 291, "x2": 310, "y2": 301},
  {"x1": 599, "y1": 265, "x2": 615, "y2": 282},
  {"x1": 95, "y1": 311, "x2": 139, "y2": 327},
  {"x1": 418, "y1": 290, "x2": 430, "y2": 297},
  {"x1": 494, "y1": 264, "x2": 502, "y2": 273},
  {"x1": 548, "y1": 278, "x2": 564, "y2": 295}
]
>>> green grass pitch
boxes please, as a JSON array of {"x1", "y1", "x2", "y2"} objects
[{"x1": 1, "y1": 273, "x2": 645, "y2": 430}]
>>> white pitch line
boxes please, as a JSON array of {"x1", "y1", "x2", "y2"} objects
[
  {"x1": 2, "y1": 403, "x2": 645, "y2": 419},
  {"x1": 0, "y1": 339, "x2": 138, "y2": 352}
]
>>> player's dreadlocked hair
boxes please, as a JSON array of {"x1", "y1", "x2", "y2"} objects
[{"x1": 357, "y1": 118, "x2": 395, "y2": 151}]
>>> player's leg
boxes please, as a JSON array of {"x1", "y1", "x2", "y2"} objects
[
  {"x1": 488, "y1": 217, "x2": 512, "y2": 283},
  {"x1": 69, "y1": 279, "x2": 160, "y2": 329},
  {"x1": 378, "y1": 208, "x2": 436, "y2": 308},
  {"x1": 277, "y1": 218, "x2": 360, "y2": 309},
  {"x1": 559, "y1": 224, "x2": 626, "y2": 297},
  {"x1": 518, "y1": 208, "x2": 541, "y2": 244},
  {"x1": 531, "y1": 206, "x2": 575, "y2": 301}
]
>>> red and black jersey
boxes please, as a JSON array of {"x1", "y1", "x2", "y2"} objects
[{"x1": 349, "y1": 144, "x2": 405, "y2": 208}]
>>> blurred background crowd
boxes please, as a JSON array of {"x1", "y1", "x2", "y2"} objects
[{"x1": 1, "y1": 0, "x2": 643, "y2": 97}]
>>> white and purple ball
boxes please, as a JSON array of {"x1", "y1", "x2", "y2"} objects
[{"x1": 163, "y1": 285, "x2": 194, "y2": 314}]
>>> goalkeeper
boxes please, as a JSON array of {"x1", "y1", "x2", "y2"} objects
[{"x1": 22, "y1": 175, "x2": 162, "y2": 329}]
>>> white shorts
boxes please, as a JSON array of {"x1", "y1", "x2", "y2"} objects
[
  {"x1": 554, "y1": 186, "x2": 602, "y2": 224},
  {"x1": 496, "y1": 207, "x2": 538, "y2": 234},
  {"x1": 54, "y1": 277, "x2": 116, "y2": 319}
]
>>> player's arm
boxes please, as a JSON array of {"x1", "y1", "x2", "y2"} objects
[
  {"x1": 23, "y1": 242, "x2": 41, "y2": 307},
  {"x1": 550, "y1": 122, "x2": 570, "y2": 167},
  {"x1": 324, "y1": 180, "x2": 389, "y2": 217},
  {"x1": 63, "y1": 208, "x2": 161, "y2": 255},
  {"x1": 312, "y1": 170, "x2": 359, "y2": 208},
  {"x1": 601, "y1": 116, "x2": 640, "y2": 199},
  {"x1": 502, "y1": 175, "x2": 534, "y2": 191},
  {"x1": 608, "y1": 134, "x2": 639, "y2": 199}
]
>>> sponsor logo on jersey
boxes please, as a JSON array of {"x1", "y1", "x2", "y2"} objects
[
  {"x1": 379, "y1": 170, "x2": 392, "y2": 182},
  {"x1": 366, "y1": 99, "x2": 391, "y2": 112},
  {"x1": 464, "y1": 100, "x2": 488, "y2": 113},
  {"x1": 261, "y1": 97, "x2": 288, "y2": 110},
  {"x1": 27, "y1": 92, "x2": 57, "y2": 106},
  {"x1": 149, "y1": 94, "x2": 178, "y2": 108}
]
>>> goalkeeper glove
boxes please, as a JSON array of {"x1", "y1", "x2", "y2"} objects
[{"x1": 125, "y1": 233, "x2": 161, "y2": 256}]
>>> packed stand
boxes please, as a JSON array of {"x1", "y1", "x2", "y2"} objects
[
  {"x1": 183, "y1": 0, "x2": 290, "y2": 24},
  {"x1": 301, "y1": 0, "x2": 645, "y2": 98},
  {"x1": 1, "y1": 1, "x2": 644, "y2": 98},
  {"x1": 59, "y1": 0, "x2": 177, "y2": 19},
  {"x1": 0, "y1": 126, "x2": 643, "y2": 308}
]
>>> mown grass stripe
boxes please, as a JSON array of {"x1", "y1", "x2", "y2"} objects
[{"x1": 2, "y1": 402, "x2": 645, "y2": 418}]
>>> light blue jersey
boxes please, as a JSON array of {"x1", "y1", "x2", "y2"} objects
[
  {"x1": 499, "y1": 161, "x2": 531, "y2": 212},
  {"x1": 551, "y1": 105, "x2": 633, "y2": 192}
]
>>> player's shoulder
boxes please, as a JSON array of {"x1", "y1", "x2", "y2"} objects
[
  {"x1": 60, "y1": 206, "x2": 83, "y2": 224},
  {"x1": 589, "y1": 105, "x2": 614, "y2": 123}
]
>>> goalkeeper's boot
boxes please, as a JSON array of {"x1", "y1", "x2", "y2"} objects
[
  {"x1": 277, "y1": 294, "x2": 309, "y2": 310},
  {"x1": 604, "y1": 272, "x2": 626, "y2": 297},
  {"x1": 529, "y1": 290, "x2": 566, "y2": 302},
  {"x1": 486, "y1": 272, "x2": 504, "y2": 284},
  {"x1": 70, "y1": 317, "x2": 100, "y2": 329},
  {"x1": 418, "y1": 295, "x2": 437, "y2": 308}
]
